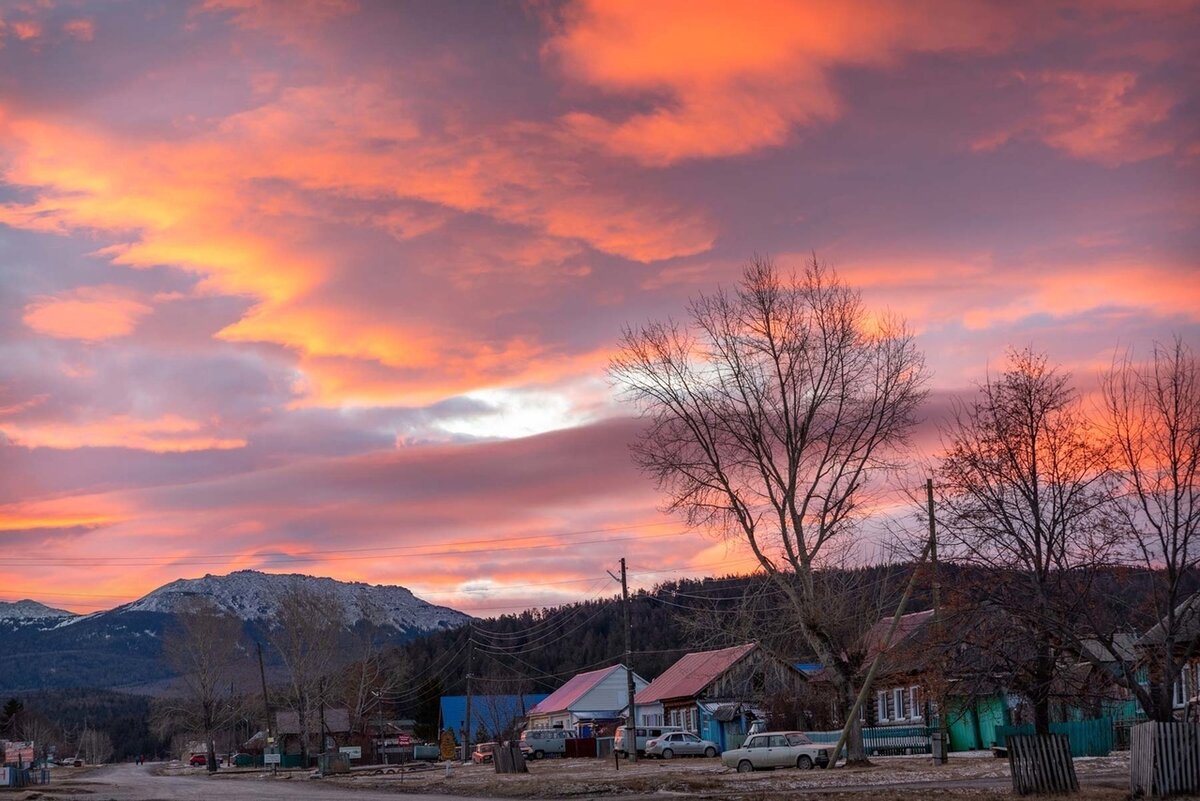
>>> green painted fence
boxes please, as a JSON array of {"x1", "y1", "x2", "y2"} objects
[
  {"x1": 805, "y1": 725, "x2": 933, "y2": 755},
  {"x1": 994, "y1": 717, "x2": 1113, "y2": 758}
]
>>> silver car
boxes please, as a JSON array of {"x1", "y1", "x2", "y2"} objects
[
  {"x1": 721, "y1": 731, "x2": 831, "y2": 772},
  {"x1": 644, "y1": 731, "x2": 719, "y2": 759}
]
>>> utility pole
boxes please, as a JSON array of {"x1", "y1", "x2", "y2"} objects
[
  {"x1": 257, "y1": 643, "x2": 273, "y2": 740},
  {"x1": 609, "y1": 558, "x2": 638, "y2": 762},
  {"x1": 927, "y1": 478, "x2": 949, "y2": 764},
  {"x1": 462, "y1": 626, "x2": 474, "y2": 762},
  {"x1": 319, "y1": 677, "x2": 328, "y2": 758}
]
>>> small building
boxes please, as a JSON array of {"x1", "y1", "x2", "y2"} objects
[
  {"x1": 635, "y1": 642, "x2": 807, "y2": 751},
  {"x1": 275, "y1": 708, "x2": 351, "y2": 762},
  {"x1": 527, "y1": 664, "x2": 648, "y2": 735}
]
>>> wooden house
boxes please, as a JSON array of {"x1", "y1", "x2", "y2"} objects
[{"x1": 635, "y1": 643, "x2": 807, "y2": 751}]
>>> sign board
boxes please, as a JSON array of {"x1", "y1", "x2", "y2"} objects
[
  {"x1": 339, "y1": 746, "x2": 362, "y2": 759},
  {"x1": 264, "y1": 753, "x2": 282, "y2": 765},
  {"x1": 396, "y1": 735, "x2": 413, "y2": 747}
]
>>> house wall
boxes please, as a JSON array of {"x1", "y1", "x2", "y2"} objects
[
  {"x1": 637, "y1": 702, "x2": 664, "y2": 727},
  {"x1": 575, "y1": 668, "x2": 648, "y2": 714}
]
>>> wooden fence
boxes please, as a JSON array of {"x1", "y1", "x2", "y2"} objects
[
  {"x1": 1007, "y1": 733, "x2": 1078, "y2": 795},
  {"x1": 1130, "y1": 722, "x2": 1200, "y2": 797},
  {"x1": 996, "y1": 718, "x2": 1114, "y2": 758},
  {"x1": 492, "y1": 743, "x2": 528, "y2": 774}
]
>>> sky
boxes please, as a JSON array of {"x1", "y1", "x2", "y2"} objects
[{"x1": 0, "y1": 0, "x2": 1197, "y2": 616}]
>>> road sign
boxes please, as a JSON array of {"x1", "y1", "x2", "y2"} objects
[
  {"x1": 339, "y1": 746, "x2": 362, "y2": 759},
  {"x1": 264, "y1": 753, "x2": 281, "y2": 765}
]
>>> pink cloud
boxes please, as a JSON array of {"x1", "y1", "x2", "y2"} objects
[{"x1": 23, "y1": 285, "x2": 153, "y2": 341}]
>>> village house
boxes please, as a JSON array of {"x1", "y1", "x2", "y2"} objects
[
  {"x1": 861, "y1": 608, "x2": 1017, "y2": 752},
  {"x1": 526, "y1": 664, "x2": 647, "y2": 736},
  {"x1": 635, "y1": 643, "x2": 807, "y2": 751},
  {"x1": 274, "y1": 708, "x2": 351, "y2": 765}
]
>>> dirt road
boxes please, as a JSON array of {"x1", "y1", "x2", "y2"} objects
[{"x1": 37, "y1": 762, "x2": 517, "y2": 801}]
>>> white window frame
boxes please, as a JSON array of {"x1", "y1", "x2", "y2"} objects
[
  {"x1": 877, "y1": 691, "x2": 888, "y2": 722},
  {"x1": 894, "y1": 688, "x2": 906, "y2": 721},
  {"x1": 909, "y1": 686, "x2": 922, "y2": 721},
  {"x1": 1175, "y1": 665, "x2": 1192, "y2": 708}
]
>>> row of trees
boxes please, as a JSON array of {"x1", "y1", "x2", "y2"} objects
[
  {"x1": 612, "y1": 255, "x2": 1197, "y2": 761},
  {"x1": 156, "y1": 586, "x2": 400, "y2": 771}
]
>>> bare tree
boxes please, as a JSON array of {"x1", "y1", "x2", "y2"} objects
[
  {"x1": 1098, "y1": 336, "x2": 1200, "y2": 721},
  {"x1": 77, "y1": 727, "x2": 113, "y2": 765},
  {"x1": 337, "y1": 598, "x2": 403, "y2": 761},
  {"x1": 936, "y1": 350, "x2": 1117, "y2": 734},
  {"x1": 611, "y1": 256, "x2": 928, "y2": 762},
  {"x1": 270, "y1": 585, "x2": 343, "y2": 766},
  {"x1": 159, "y1": 597, "x2": 246, "y2": 772}
]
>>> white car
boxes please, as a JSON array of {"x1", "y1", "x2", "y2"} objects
[
  {"x1": 644, "y1": 731, "x2": 719, "y2": 759},
  {"x1": 721, "y1": 731, "x2": 831, "y2": 772}
]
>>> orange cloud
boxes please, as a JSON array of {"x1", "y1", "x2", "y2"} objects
[
  {"x1": 23, "y1": 285, "x2": 152, "y2": 341},
  {"x1": 0, "y1": 79, "x2": 714, "y2": 405},
  {"x1": 975, "y1": 71, "x2": 1183, "y2": 166},
  {"x1": 63, "y1": 19, "x2": 95, "y2": 41},
  {"x1": 546, "y1": 0, "x2": 1013, "y2": 165},
  {"x1": 1, "y1": 414, "x2": 246, "y2": 452}
]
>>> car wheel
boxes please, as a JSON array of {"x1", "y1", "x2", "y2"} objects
[
  {"x1": 704, "y1": 746, "x2": 717, "y2": 758},
  {"x1": 662, "y1": 748, "x2": 674, "y2": 760},
  {"x1": 797, "y1": 755, "x2": 814, "y2": 770},
  {"x1": 737, "y1": 759, "x2": 753, "y2": 773},
  {"x1": 535, "y1": 750, "x2": 544, "y2": 760}
]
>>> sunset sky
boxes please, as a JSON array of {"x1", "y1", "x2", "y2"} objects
[{"x1": 1, "y1": 0, "x2": 1197, "y2": 616}]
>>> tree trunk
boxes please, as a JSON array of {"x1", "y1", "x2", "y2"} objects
[
  {"x1": 839, "y1": 680, "x2": 868, "y2": 764},
  {"x1": 1033, "y1": 642, "x2": 1053, "y2": 735}
]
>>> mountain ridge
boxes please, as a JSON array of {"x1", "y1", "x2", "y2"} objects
[{"x1": 0, "y1": 569, "x2": 471, "y2": 694}]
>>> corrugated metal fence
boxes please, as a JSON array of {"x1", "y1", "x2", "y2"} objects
[
  {"x1": 1130, "y1": 721, "x2": 1200, "y2": 798},
  {"x1": 996, "y1": 718, "x2": 1114, "y2": 758}
]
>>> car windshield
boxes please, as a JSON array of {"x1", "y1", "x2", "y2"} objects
[{"x1": 786, "y1": 733, "x2": 813, "y2": 746}]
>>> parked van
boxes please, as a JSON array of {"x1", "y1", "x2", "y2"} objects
[
  {"x1": 615, "y1": 725, "x2": 684, "y2": 756},
  {"x1": 520, "y1": 728, "x2": 572, "y2": 759}
]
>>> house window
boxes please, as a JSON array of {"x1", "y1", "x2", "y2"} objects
[
  {"x1": 1175, "y1": 665, "x2": 1192, "y2": 708},
  {"x1": 685, "y1": 708, "x2": 695, "y2": 732},
  {"x1": 859, "y1": 702, "x2": 866, "y2": 723},
  {"x1": 894, "y1": 688, "x2": 907, "y2": 721},
  {"x1": 909, "y1": 687, "x2": 922, "y2": 721},
  {"x1": 671, "y1": 709, "x2": 682, "y2": 727},
  {"x1": 877, "y1": 691, "x2": 888, "y2": 722}
]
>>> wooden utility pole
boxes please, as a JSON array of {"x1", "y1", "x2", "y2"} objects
[
  {"x1": 462, "y1": 626, "x2": 474, "y2": 762},
  {"x1": 319, "y1": 677, "x2": 328, "y2": 757},
  {"x1": 927, "y1": 478, "x2": 949, "y2": 764},
  {"x1": 608, "y1": 558, "x2": 638, "y2": 762},
  {"x1": 257, "y1": 643, "x2": 273, "y2": 741}
]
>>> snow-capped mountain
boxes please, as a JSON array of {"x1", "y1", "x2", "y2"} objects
[
  {"x1": 0, "y1": 599, "x2": 76, "y2": 622},
  {"x1": 119, "y1": 570, "x2": 469, "y2": 631},
  {"x1": 0, "y1": 570, "x2": 470, "y2": 695}
]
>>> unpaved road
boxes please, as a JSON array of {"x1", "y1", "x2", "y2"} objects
[
  {"x1": 38, "y1": 762, "x2": 518, "y2": 801},
  {"x1": 35, "y1": 758, "x2": 1132, "y2": 801}
]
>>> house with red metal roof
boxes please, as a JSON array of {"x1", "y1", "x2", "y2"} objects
[
  {"x1": 526, "y1": 664, "x2": 648, "y2": 735},
  {"x1": 634, "y1": 643, "x2": 806, "y2": 751}
]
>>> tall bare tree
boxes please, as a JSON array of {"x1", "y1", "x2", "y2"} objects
[
  {"x1": 337, "y1": 599, "x2": 403, "y2": 760},
  {"x1": 160, "y1": 597, "x2": 246, "y2": 772},
  {"x1": 611, "y1": 256, "x2": 928, "y2": 762},
  {"x1": 270, "y1": 585, "x2": 343, "y2": 766},
  {"x1": 936, "y1": 350, "x2": 1117, "y2": 733},
  {"x1": 1099, "y1": 336, "x2": 1200, "y2": 721}
]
